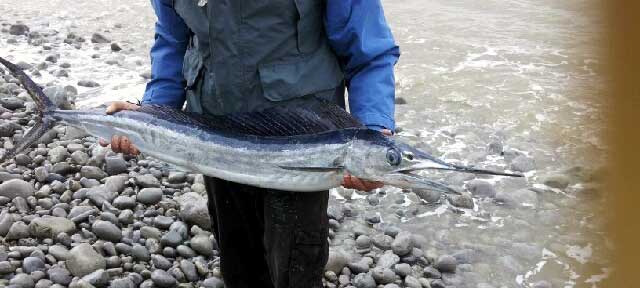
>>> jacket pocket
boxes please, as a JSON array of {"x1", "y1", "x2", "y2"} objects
[
  {"x1": 258, "y1": 47, "x2": 344, "y2": 102},
  {"x1": 294, "y1": 0, "x2": 323, "y2": 54}
]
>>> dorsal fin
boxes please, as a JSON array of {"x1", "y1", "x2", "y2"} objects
[{"x1": 135, "y1": 100, "x2": 363, "y2": 137}]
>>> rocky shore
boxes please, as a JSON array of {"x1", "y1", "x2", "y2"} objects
[{"x1": 0, "y1": 21, "x2": 473, "y2": 288}]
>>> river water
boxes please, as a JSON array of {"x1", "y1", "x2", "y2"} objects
[{"x1": 0, "y1": 0, "x2": 608, "y2": 287}]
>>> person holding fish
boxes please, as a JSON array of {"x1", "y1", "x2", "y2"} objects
[{"x1": 105, "y1": 0, "x2": 399, "y2": 287}]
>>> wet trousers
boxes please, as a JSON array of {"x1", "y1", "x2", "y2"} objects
[{"x1": 204, "y1": 176, "x2": 330, "y2": 288}]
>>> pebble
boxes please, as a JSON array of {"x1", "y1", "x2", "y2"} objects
[
  {"x1": 413, "y1": 189, "x2": 442, "y2": 203},
  {"x1": 542, "y1": 174, "x2": 570, "y2": 189},
  {"x1": 91, "y1": 33, "x2": 110, "y2": 43},
  {"x1": 6, "y1": 221, "x2": 30, "y2": 240},
  {"x1": 22, "y1": 256, "x2": 45, "y2": 273},
  {"x1": 393, "y1": 263, "x2": 412, "y2": 277},
  {"x1": 137, "y1": 188, "x2": 163, "y2": 205},
  {"x1": 434, "y1": 255, "x2": 457, "y2": 273},
  {"x1": 80, "y1": 166, "x2": 107, "y2": 180},
  {"x1": 447, "y1": 193, "x2": 475, "y2": 209},
  {"x1": 92, "y1": 220, "x2": 122, "y2": 242},
  {"x1": 105, "y1": 155, "x2": 128, "y2": 175},
  {"x1": 404, "y1": 275, "x2": 422, "y2": 288},
  {"x1": 391, "y1": 231, "x2": 413, "y2": 256},
  {"x1": 135, "y1": 175, "x2": 161, "y2": 188},
  {"x1": 48, "y1": 267, "x2": 73, "y2": 285},
  {"x1": 510, "y1": 155, "x2": 535, "y2": 172},
  {"x1": 325, "y1": 249, "x2": 350, "y2": 273},
  {"x1": 9, "y1": 24, "x2": 29, "y2": 35},
  {"x1": 81, "y1": 269, "x2": 109, "y2": 287},
  {"x1": 131, "y1": 245, "x2": 150, "y2": 262},
  {"x1": 495, "y1": 188, "x2": 538, "y2": 207},
  {"x1": 371, "y1": 267, "x2": 396, "y2": 284},
  {"x1": 66, "y1": 243, "x2": 106, "y2": 277},
  {"x1": 10, "y1": 273, "x2": 35, "y2": 288},
  {"x1": 353, "y1": 273, "x2": 376, "y2": 288},
  {"x1": 177, "y1": 192, "x2": 211, "y2": 229},
  {"x1": 29, "y1": 216, "x2": 76, "y2": 238},
  {"x1": 190, "y1": 234, "x2": 214, "y2": 256},
  {"x1": 376, "y1": 251, "x2": 400, "y2": 269},
  {"x1": 151, "y1": 269, "x2": 177, "y2": 288},
  {"x1": 466, "y1": 179, "x2": 496, "y2": 198},
  {"x1": 0, "y1": 179, "x2": 35, "y2": 199},
  {"x1": 202, "y1": 277, "x2": 224, "y2": 288}
]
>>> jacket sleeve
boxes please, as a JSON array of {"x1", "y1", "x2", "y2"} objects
[
  {"x1": 325, "y1": 0, "x2": 400, "y2": 131},
  {"x1": 141, "y1": 0, "x2": 190, "y2": 108}
]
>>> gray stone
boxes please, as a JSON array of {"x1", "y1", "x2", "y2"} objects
[
  {"x1": 81, "y1": 166, "x2": 107, "y2": 180},
  {"x1": 376, "y1": 251, "x2": 400, "y2": 269},
  {"x1": 105, "y1": 156, "x2": 127, "y2": 175},
  {"x1": 353, "y1": 273, "x2": 376, "y2": 288},
  {"x1": 167, "y1": 172, "x2": 186, "y2": 184},
  {"x1": 48, "y1": 245, "x2": 70, "y2": 261},
  {"x1": 447, "y1": 193, "x2": 474, "y2": 209},
  {"x1": 372, "y1": 234, "x2": 393, "y2": 250},
  {"x1": 510, "y1": 155, "x2": 535, "y2": 172},
  {"x1": 393, "y1": 263, "x2": 411, "y2": 277},
  {"x1": 77, "y1": 80, "x2": 100, "y2": 87},
  {"x1": 180, "y1": 260, "x2": 198, "y2": 282},
  {"x1": 131, "y1": 245, "x2": 150, "y2": 262},
  {"x1": 177, "y1": 192, "x2": 211, "y2": 229},
  {"x1": 6, "y1": 221, "x2": 30, "y2": 240},
  {"x1": 325, "y1": 249, "x2": 350, "y2": 273},
  {"x1": 110, "y1": 278, "x2": 135, "y2": 288},
  {"x1": 92, "y1": 220, "x2": 122, "y2": 242},
  {"x1": 0, "y1": 211, "x2": 15, "y2": 236},
  {"x1": 190, "y1": 234, "x2": 214, "y2": 256},
  {"x1": 151, "y1": 269, "x2": 177, "y2": 288},
  {"x1": 532, "y1": 280, "x2": 552, "y2": 288},
  {"x1": 404, "y1": 275, "x2": 422, "y2": 288},
  {"x1": 104, "y1": 176, "x2": 127, "y2": 192},
  {"x1": 161, "y1": 230, "x2": 183, "y2": 247},
  {"x1": 10, "y1": 273, "x2": 35, "y2": 288},
  {"x1": 23, "y1": 257, "x2": 45, "y2": 273},
  {"x1": 0, "y1": 97, "x2": 25, "y2": 110},
  {"x1": 434, "y1": 255, "x2": 457, "y2": 273},
  {"x1": 0, "y1": 261, "x2": 15, "y2": 274},
  {"x1": 202, "y1": 277, "x2": 224, "y2": 288},
  {"x1": 0, "y1": 179, "x2": 35, "y2": 199},
  {"x1": 71, "y1": 151, "x2": 89, "y2": 165},
  {"x1": 495, "y1": 188, "x2": 538, "y2": 207},
  {"x1": 113, "y1": 196, "x2": 136, "y2": 209},
  {"x1": 48, "y1": 267, "x2": 72, "y2": 285},
  {"x1": 91, "y1": 33, "x2": 110, "y2": 44},
  {"x1": 9, "y1": 24, "x2": 29, "y2": 35},
  {"x1": 48, "y1": 146, "x2": 69, "y2": 163},
  {"x1": 371, "y1": 267, "x2": 396, "y2": 284},
  {"x1": 81, "y1": 269, "x2": 109, "y2": 287},
  {"x1": 466, "y1": 180, "x2": 496, "y2": 198},
  {"x1": 391, "y1": 231, "x2": 413, "y2": 256},
  {"x1": 137, "y1": 188, "x2": 162, "y2": 205},
  {"x1": 29, "y1": 217, "x2": 76, "y2": 238},
  {"x1": 135, "y1": 175, "x2": 160, "y2": 188},
  {"x1": 65, "y1": 243, "x2": 106, "y2": 277},
  {"x1": 542, "y1": 174, "x2": 570, "y2": 189},
  {"x1": 151, "y1": 255, "x2": 172, "y2": 270},
  {"x1": 347, "y1": 258, "x2": 372, "y2": 274},
  {"x1": 414, "y1": 189, "x2": 442, "y2": 203},
  {"x1": 35, "y1": 279, "x2": 53, "y2": 288}
]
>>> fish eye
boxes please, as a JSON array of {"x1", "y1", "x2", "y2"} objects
[
  {"x1": 403, "y1": 151, "x2": 414, "y2": 161},
  {"x1": 386, "y1": 148, "x2": 401, "y2": 166}
]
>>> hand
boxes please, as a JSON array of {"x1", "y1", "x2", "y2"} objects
[
  {"x1": 98, "y1": 101, "x2": 141, "y2": 155},
  {"x1": 341, "y1": 128, "x2": 391, "y2": 192}
]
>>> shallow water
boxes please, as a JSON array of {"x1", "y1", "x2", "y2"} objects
[{"x1": 0, "y1": 0, "x2": 608, "y2": 286}]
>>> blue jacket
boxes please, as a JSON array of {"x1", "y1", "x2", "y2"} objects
[{"x1": 143, "y1": 0, "x2": 400, "y2": 131}]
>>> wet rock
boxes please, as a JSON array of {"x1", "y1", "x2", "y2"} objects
[
  {"x1": 48, "y1": 267, "x2": 72, "y2": 285},
  {"x1": 151, "y1": 269, "x2": 177, "y2": 288},
  {"x1": 110, "y1": 277, "x2": 135, "y2": 288},
  {"x1": 356, "y1": 235, "x2": 372, "y2": 253},
  {"x1": 66, "y1": 243, "x2": 106, "y2": 277},
  {"x1": 1, "y1": 97, "x2": 25, "y2": 110},
  {"x1": 510, "y1": 155, "x2": 535, "y2": 172},
  {"x1": 77, "y1": 80, "x2": 100, "y2": 88},
  {"x1": 14, "y1": 154, "x2": 32, "y2": 166},
  {"x1": 495, "y1": 188, "x2": 538, "y2": 207},
  {"x1": 137, "y1": 188, "x2": 162, "y2": 205},
  {"x1": 23, "y1": 256, "x2": 45, "y2": 273},
  {"x1": 541, "y1": 174, "x2": 570, "y2": 189},
  {"x1": 404, "y1": 275, "x2": 422, "y2": 288},
  {"x1": 43, "y1": 86, "x2": 74, "y2": 110},
  {"x1": 9, "y1": 24, "x2": 29, "y2": 35},
  {"x1": 177, "y1": 192, "x2": 211, "y2": 229},
  {"x1": 113, "y1": 196, "x2": 136, "y2": 209},
  {"x1": 391, "y1": 231, "x2": 413, "y2": 256},
  {"x1": 466, "y1": 179, "x2": 496, "y2": 198},
  {"x1": 91, "y1": 33, "x2": 110, "y2": 43},
  {"x1": 167, "y1": 172, "x2": 186, "y2": 184},
  {"x1": 487, "y1": 141, "x2": 503, "y2": 154},
  {"x1": 92, "y1": 220, "x2": 122, "y2": 242},
  {"x1": 434, "y1": 255, "x2": 457, "y2": 273},
  {"x1": 395, "y1": 97, "x2": 407, "y2": 104},
  {"x1": 48, "y1": 245, "x2": 70, "y2": 261},
  {"x1": 0, "y1": 211, "x2": 14, "y2": 236},
  {"x1": 111, "y1": 43, "x2": 122, "y2": 52},
  {"x1": 447, "y1": 193, "x2": 474, "y2": 209},
  {"x1": 131, "y1": 245, "x2": 150, "y2": 262},
  {"x1": 393, "y1": 263, "x2": 411, "y2": 277},
  {"x1": 384, "y1": 225, "x2": 401, "y2": 238},
  {"x1": 71, "y1": 150, "x2": 89, "y2": 165},
  {"x1": 0, "y1": 179, "x2": 35, "y2": 199},
  {"x1": 104, "y1": 175, "x2": 127, "y2": 192},
  {"x1": 0, "y1": 261, "x2": 15, "y2": 274},
  {"x1": 29, "y1": 216, "x2": 76, "y2": 238},
  {"x1": 414, "y1": 189, "x2": 442, "y2": 203},
  {"x1": 353, "y1": 273, "x2": 376, "y2": 288},
  {"x1": 347, "y1": 258, "x2": 372, "y2": 274},
  {"x1": 325, "y1": 249, "x2": 350, "y2": 273}
]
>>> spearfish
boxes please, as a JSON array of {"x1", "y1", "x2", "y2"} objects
[{"x1": 0, "y1": 57, "x2": 521, "y2": 193}]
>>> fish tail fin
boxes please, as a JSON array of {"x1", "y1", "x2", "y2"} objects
[
  {"x1": 0, "y1": 118, "x2": 54, "y2": 164},
  {"x1": 0, "y1": 56, "x2": 56, "y2": 115},
  {"x1": 0, "y1": 56, "x2": 58, "y2": 164}
]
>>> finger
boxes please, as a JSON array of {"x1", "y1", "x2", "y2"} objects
[
  {"x1": 98, "y1": 138, "x2": 109, "y2": 147},
  {"x1": 105, "y1": 102, "x2": 122, "y2": 115},
  {"x1": 381, "y1": 129, "x2": 393, "y2": 136},
  {"x1": 350, "y1": 176, "x2": 368, "y2": 191},
  {"x1": 121, "y1": 137, "x2": 132, "y2": 155},
  {"x1": 130, "y1": 145, "x2": 140, "y2": 156},
  {"x1": 111, "y1": 135, "x2": 122, "y2": 152}
]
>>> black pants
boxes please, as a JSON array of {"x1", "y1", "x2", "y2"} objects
[{"x1": 204, "y1": 177, "x2": 330, "y2": 288}]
